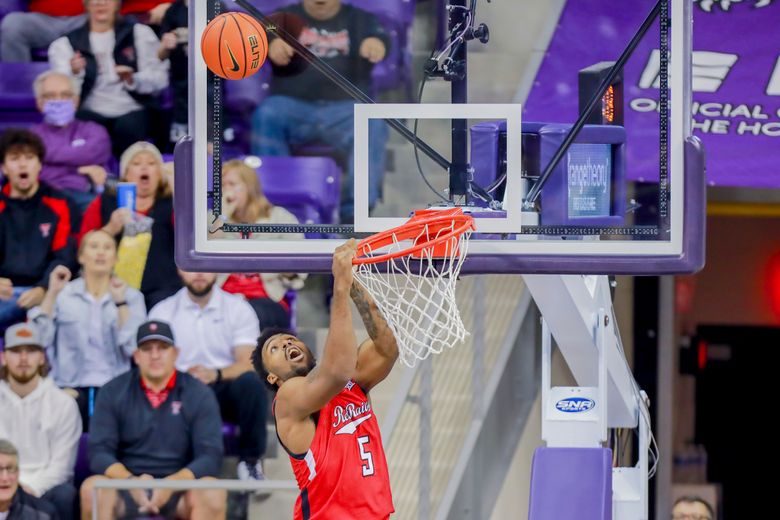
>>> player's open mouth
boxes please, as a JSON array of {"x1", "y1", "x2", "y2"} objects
[
  {"x1": 286, "y1": 346, "x2": 303, "y2": 361},
  {"x1": 139, "y1": 173, "x2": 151, "y2": 182},
  {"x1": 18, "y1": 172, "x2": 29, "y2": 180}
]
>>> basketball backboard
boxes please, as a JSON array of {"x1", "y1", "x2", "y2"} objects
[{"x1": 176, "y1": 0, "x2": 704, "y2": 275}]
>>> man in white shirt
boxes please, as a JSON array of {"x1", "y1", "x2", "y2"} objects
[
  {"x1": 149, "y1": 270, "x2": 268, "y2": 481},
  {"x1": 47, "y1": 0, "x2": 169, "y2": 157},
  {"x1": 0, "y1": 323, "x2": 82, "y2": 520}
]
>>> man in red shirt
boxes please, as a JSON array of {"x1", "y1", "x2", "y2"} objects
[
  {"x1": 1, "y1": 0, "x2": 173, "y2": 62},
  {"x1": 253, "y1": 240, "x2": 397, "y2": 520}
]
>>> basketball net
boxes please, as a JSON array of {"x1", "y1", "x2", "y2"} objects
[{"x1": 353, "y1": 208, "x2": 475, "y2": 367}]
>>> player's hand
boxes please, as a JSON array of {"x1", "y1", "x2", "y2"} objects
[
  {"x1": 332, "y1": 239, "x2": 357, "y2": 291},
  {"x1": 115, "y1": 65, "x2": 135, "y2": 87},
  {"x1": 71, "y1": 51, "x2": 86, "y2": 75},
  {"x1": 0, "y1": 278, "x2": 14, "y2": 300},
  {"x1": 104, "y1": 208, "x2": 133, "y2": 236},
  {"x1": 17, "y1": 287, "x2": 45, "y2": 309},
  {"x1": 161, "y1": 32, "x2": 178, "y2": 51},
  {"x1": 148, "y1": 2, "x2": 172, "y2": 26},
  {"x1": 268, "y1": 38, "x2": 295, "y2": 66},
  {"x1": 48, "y1": 265, "x2": 72, "y2": 294},
  {"x1": 77, "y1": 165, "x2": 108, "y2": 187},
  {"x1": 359, "y1": 37, "x2": 386, "y2": 63}
]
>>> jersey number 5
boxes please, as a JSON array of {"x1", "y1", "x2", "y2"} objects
[{"x1": 357, "y1": 435, "x2": 375, "y2": 477}]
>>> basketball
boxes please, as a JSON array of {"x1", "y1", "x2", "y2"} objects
[{"x1": 200, "y1": 12, "x2": 268, "y2": 80}]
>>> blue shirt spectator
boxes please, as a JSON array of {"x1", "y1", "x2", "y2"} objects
[{"x1": 29, "y1": 230, "x2": 146, "y2": 431}]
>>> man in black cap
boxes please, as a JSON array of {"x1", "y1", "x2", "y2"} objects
[{"x1": 80, "y1": 320, "x2": 227, "y2": 519}]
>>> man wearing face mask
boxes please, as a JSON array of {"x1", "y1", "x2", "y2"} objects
[{"x1": 30, "y1": 70, "x2": 112, "y2": 212}]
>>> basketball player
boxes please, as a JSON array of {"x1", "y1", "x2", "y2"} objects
[{"x1": 252, "y1": 239, "x2": 396, "y2": 519}]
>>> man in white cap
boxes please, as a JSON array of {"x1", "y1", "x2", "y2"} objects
[{"x1": 0, "y1": 322, "x2": 82, "y2": 520}]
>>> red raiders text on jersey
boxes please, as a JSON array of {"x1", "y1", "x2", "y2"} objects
[{"x1": 276, "y1": 380, "x2": 394, "y2": 520}]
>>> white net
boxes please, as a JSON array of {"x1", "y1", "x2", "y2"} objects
[{"x1": 353, "y1": 217, "x2": 473, "y2": 367}]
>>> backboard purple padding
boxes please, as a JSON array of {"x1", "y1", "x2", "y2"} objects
[{"x1": 528, "y1": 447, "x2": 613, "y2": 520}]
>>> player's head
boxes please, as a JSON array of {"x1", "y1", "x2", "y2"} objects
[
  {"x1": 672, "y1": 496, "x2": 714, "y2": 520},
  {"x1": 253, "y1": 328, "x2": 317, "y2": 392}
]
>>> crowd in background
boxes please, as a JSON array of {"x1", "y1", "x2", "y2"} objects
[{"x1": 0, "y1": 0, "x2": 391, "y2": 518}]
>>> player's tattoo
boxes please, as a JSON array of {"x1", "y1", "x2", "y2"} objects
[{"x1": 351, "y1": 282, "x2": 379, "y2": 339}]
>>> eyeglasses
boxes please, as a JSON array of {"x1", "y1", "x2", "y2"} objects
[
  {"x1": 672, "y1": 514, "x2": 712, "y2": 520},
  {"x1": 0, "y1": 465, "x2": 19, "y2": 476}
]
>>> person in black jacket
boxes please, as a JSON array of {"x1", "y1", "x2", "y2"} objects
[
  {"x1": 47, "y1": 0, "x2": 169, "y2": 157},
  {"x1": 0, "y1": 130, "x2": 78, "y2": 331},
  {"x1": 79, "y1": 141, "x2": 180, "y2": 310},
  {"x1": 80, "y1": 320, "x2": 226, "y2": 519},
  {"x1": 0, "y1": 439, "x2": 59, "y2": 520},
  {"x1": 251, "y1": 0, "x2": 390, "y2": 223}
]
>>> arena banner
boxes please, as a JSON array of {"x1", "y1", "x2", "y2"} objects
[{"x1": 523, "y1": 0, "x2": 780, "y2": 188}]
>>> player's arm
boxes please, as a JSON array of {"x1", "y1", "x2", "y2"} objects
[
  {"x1": 277, "y1": 240, "x2": 360, "y2": 421},
  {"x1": 352, "y1": 278, "x2": 398, "y2": 392}
]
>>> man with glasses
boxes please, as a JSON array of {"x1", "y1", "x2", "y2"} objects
[
  {"x1": 30, "y1": 70, "x2": 112, "y2": 212},
  {"x1": 0, "y1": 439, "x2": 59, "y2": 519},
  {"x1": 80, "y1": 320, "x2": 227, "y2": 519},
  {"x1": 0, "y1": 323, "x2": 82, "y2": 520},
  {"x1": 672, "y1": 495, "x2": 715, "y2": 520}
]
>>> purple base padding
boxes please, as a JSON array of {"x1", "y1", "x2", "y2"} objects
[
  {"x1": 528, "y1": 447, "x2": 613, "y2": 520},
  {"x1": 174, "y1": 136, "x2": 705, "y2": 274}
]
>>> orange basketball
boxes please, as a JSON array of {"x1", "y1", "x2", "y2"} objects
[{"x1": 200, "y1": 12, "x2": 268, "y2": 80}]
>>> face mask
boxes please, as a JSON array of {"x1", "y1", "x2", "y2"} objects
[{"x1": 42, "y1": 99, "x2": 76, "y2": 127}]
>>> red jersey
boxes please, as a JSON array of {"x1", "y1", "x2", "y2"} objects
[{"x1": 275, "y1": 381, "x2": 394, "y2": 520}]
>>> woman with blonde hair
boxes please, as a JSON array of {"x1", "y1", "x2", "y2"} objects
[
  {"x1": 217, "y1": 158, "x2": 306, "y2": 329},
  {"x1": 79, "y1": 141, "x2": 180, "y2": 309},
  {"x1": 29, "y1": 229, "x2": 146, "y2": 431}
]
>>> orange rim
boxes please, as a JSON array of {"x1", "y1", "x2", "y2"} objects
[{"x1": 354, "y1": 209, "x2": 475, "y2": 265}]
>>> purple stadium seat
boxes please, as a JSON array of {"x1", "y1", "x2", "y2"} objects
[
  {"x1": 74, "y1": 433, "x2": 91, "y2": 487},
  {"x1": 0, "y1": 1, "x2": 25, "y2": 20},
  {"x1": 253, "y1": 155, "x2": 341, "y2": 228},
  {"x1": 528, "y1": 447, "x2": 613, "y2": 520},
  {"x1": 0, "y1": 62, "x2": 50, "y2": 129}
]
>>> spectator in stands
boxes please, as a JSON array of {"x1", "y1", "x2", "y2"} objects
[
  {"x1": 149, "y1": 270, "x2": 269, "y2": 482},
  {"x1": 122, "y1": 1, "x2": 173, "y2": 28},
  {"x1": 31, "y1": 70, "x2": 112, "y2": 212},
  {"x1": 48, "y1": 0, "x2": 169, "y2": 157},
  {"x1": 158, "y1": 0, "x2": 188, "y2": 145},
  {"x1": 251, "y1": 0, "x2": 390, "y2": 223},
  {"x1": 80, "y1": 320, "x2": 226, "y2": 519},
  {"x1": 672, "y1": 496, "x2": 714, "y2": 520},
  {"x1": 0, "y1": 323, "x2": 82, "y2": 520},
  {"x1": 214, "y1": 159, "x2": 306, "y2": 329},
  {"x1": 0, "y1": 439, "x2": 59, "y2": 520},
  {"x1": 0, "y1": 0, "x2": 86, "y2": 63},
  {"x1": 0, "y1": 129, "x2": 77, "y2": 331},
  {"x1": 29, "y1": 231, "x2": 146, "y2": 431},
  {"x1": 79, "y1": 141, "x2": 180, "y2": 310}
]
